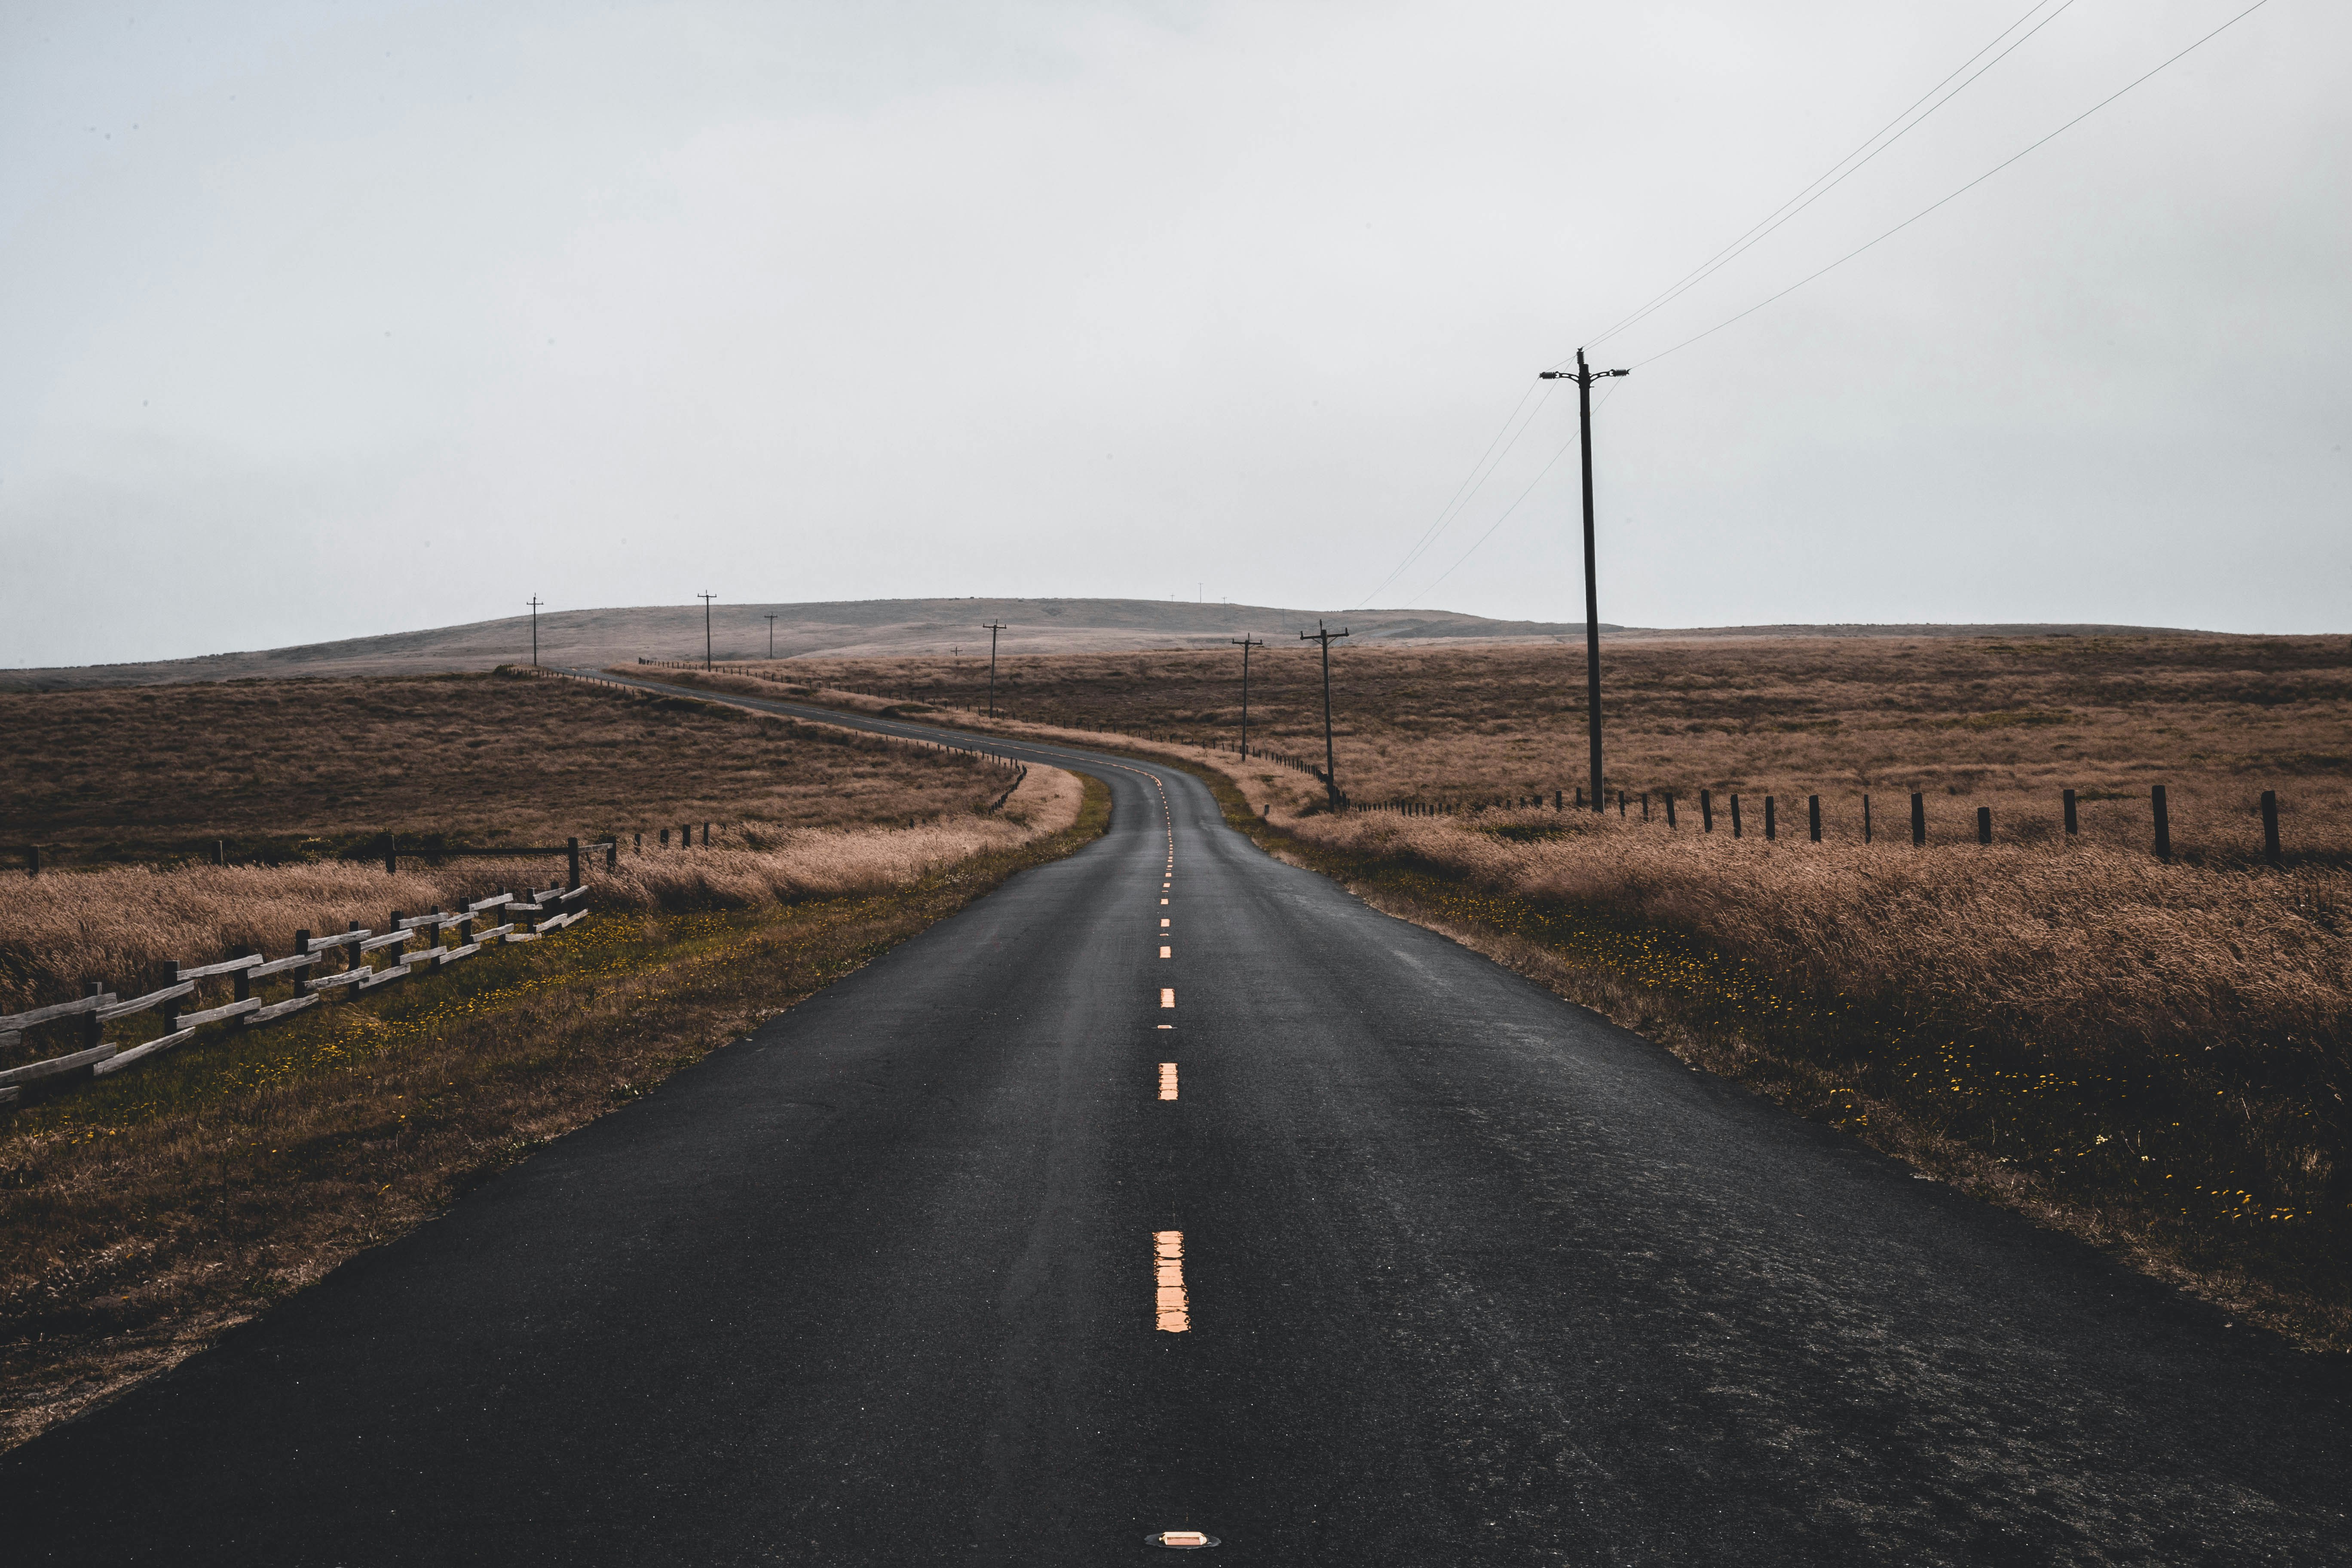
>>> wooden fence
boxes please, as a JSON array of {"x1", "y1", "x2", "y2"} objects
[
  {"x1": 0, "y1": 884, "x2": 593, "y2": 1108},
  {"x1": 1365, "y1": 784, "x2": 2294, "y2": 865}
]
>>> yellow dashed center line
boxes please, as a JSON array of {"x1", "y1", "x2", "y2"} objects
[
  {"x1": 1159, "y1": 946, "x2": 1171, "y2": 959},
  {"x1": 1155, "y1": 1230, "x2": 1188, "y2": 1331},
  {"x1": 1160, "y1": 988, "x2": 1175, "y2": 1008},
  {"x1": 1158, "y1": 1062, "x2": 1178, "y2": 1100},
  {"x1": 1160, "y1": 918, "x2": 1169, "y2": 928}
]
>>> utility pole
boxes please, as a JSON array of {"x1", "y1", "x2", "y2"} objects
[
  {"x1": 1298, "y1": 619, "x2": 1350, "y2": 808},
  {"x1": 983, "y1": 622, "x2": 1008, "y2": 718},
  {"x1": 764, "y1": 614, "x2": 778, "y2": 659},
  {"x1": 1540, "y1": 348, "x2": 1629, "y2": 812},
  {"x1": 527, "y1": 595, "x2": 542, "y2": 667},
  {"x1": 696, "y1": 592, "x2": 717, "y2": 670},
  {"x1": 1231, "y1": 634, "x2": 1263, "y2": 758}
]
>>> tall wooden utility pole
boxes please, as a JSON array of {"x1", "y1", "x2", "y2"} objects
[
  {"x1": 696, "y1": 592, "x2": 717, "y2": 670},
  {"x1": 983, "y1": 622, "x2": 1008, "y2": 717},
  {"x1": 1540, "y1": 349, "x2": 1628, "y2": 812},
  {"x1": 1231, "y1": 634, "x2": 1264, "y2": 758},
  {"x1": 764, "y1": 614, "x2": 778, "y2": 659},
  {"x1": 527, "y1": 595, "x2": 543, "y2": 667},
  {"x1": 1298, "y1": 620, "x2": 1350, "y2": 808}
]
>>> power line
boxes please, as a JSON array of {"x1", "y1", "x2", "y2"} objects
[
  {"x1": 1348, "y1": 382, "x2": 1552, "y2": 609},
  {"x1": 1632, "y1": 0, "x2": 2274, "y2": 370},
  {"x1": 1399, "y1": 381, "x2": 1624, "y2": 606},
  {"x1": 1583, "y1": 0, "x2": 2082, "y2": 355}
]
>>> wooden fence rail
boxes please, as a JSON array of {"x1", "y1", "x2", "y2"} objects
[{"x1": 0, "y1": 884, "x2": 594, "y2": 1108}]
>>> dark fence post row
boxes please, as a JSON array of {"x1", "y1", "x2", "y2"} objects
[{"x1": 1380, "y1": 779, "x2": 2266, "y2": 864}]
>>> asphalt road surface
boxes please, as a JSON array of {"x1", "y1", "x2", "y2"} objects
[{"x1": 7, "y1": 682, "x2": 2347, "y2": 1565}]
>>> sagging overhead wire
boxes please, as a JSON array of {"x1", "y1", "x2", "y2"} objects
[
  {"x1": 1348, "y1": 382, "x2": 1554, "y2": 609},
  {"x1": 1630, "y1": 0, "x2": 2275, "y2": 370},
  {"x1": 1401, "y1": 383, "x2": 1624, "y2": 606},
  {"x1": 1579, "y1": 0, "x2": 2083, "y2": 358}
]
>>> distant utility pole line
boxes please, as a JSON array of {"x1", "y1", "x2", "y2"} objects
[
  {"x1": 1231, "y1": 635, "x2": 1263, "y2": 759},
  {"x1": 697, "y1": 592, "x2": 717, "y2": 671},
  {"x1": 527, "y1": 595, "x2": 542, "y2": 668},
  {"x1": 1299, "y1": 620, "x2": 1350, "y2": 809},
  {"x1": 983, "y1": 622, "x2": 1008, "y2": 718},
  {"x1": 1540, "y1": 348, "x2": 1628, "y2": 812},
  {"x1": 764, "y1": 614, "x2": 778, "y2": 660}
]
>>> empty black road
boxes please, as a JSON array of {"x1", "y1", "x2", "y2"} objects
[{"x1": 6, "y1": 683, "x2": 2346, "y2": 1565}]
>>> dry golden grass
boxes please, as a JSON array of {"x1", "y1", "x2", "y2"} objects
[
  {"x1": 738, "y1": 633, "x2": 2352, "y2": 866},
  {"x1": 0, "y1": 669, "x2": 1052, "y2": 1020},
  {"x1": 0, "y1": 763, "x2": 1077, "y2": 1029},
  {"x1": 0, "y1": 667, "x2": 1023, "y2": 870}
]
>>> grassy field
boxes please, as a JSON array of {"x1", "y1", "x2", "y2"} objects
[
  {"x1": 0, "y1": 663, "x2": 1103, "y2": 1448},
  {"x1": 0, "y1": 668, "x2": 1020, "y2": 871},
  {"x1": 732, "y1": 633, "x2": 2352, "y2": 866},
  {"x1": 681, "y1": 637, "x2": 2352, "y2": 1351}
]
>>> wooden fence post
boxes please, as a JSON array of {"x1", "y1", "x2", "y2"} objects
[
  {"x1": 161, "y1": 961, "x2": 180, "y2": 1033},
  {"x1": 1641, "y1": 792, "x2": 1650, "y2": 821},
  {"x1": 2064, "y1": 788, "x2": 2078, "y2": 836},
  {"x1": 1574, "y1": 787, "x2": 1583, "y2": 808},
  {"x1": 1730, "y1": 794, "x2": 1743, "y2": 839},
  {"x1": 25, "y1": 845, "x2": 37, "y2": 878},
  {"x1": 1764, "y1": 796, "x2": 1776, "y2": 840},
  {"x1": 1617, "y1": 791, "x2": 1626, "y2": 818},
  {"x1": 567, "y1": 838, "x2": 582, "y2": 890},
  {"x1": 1808, "y1": 795, "x2": 1821, "y2": 842},
  {"x1": 383, "y1": 833, "x2": 397, "y2": 876},
  {"x1": 1862, "y1": 794, "x2": 1872, "y2": 844},
  {"x1": 607, "y1": 841, "x2": 618, "y2": 872},
  {"x1": 1700, "y1": 790, "x2": 1713, "y2": 833},
  {"x1": 81, "y1": 979, "x2": 104, "y2": 1053},
  {"x1": 2152, "y1": 785, "x2": 2171, "y2": 863},
  {"x1": 660, "y1": 828, "x2": 670, "y2": 848},
  {"x1": 1977, "y1": 806, "x2": 1992, "y2": 845},
  {"x1": 1911, "y1": 792, "x2": 1926, "y2": 848},
  {"x1": 2261, "y1": 790, "x2": 2280, "y2": 864},
  {"x1": 232, "y1": 954, "x2": 252, "y2": 1028},
  {"x1": 1665, "y1": 793, "x2": 1677, "y2": 829}
]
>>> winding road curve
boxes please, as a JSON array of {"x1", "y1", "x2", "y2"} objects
[{"x1": 7, "y1": 676, "x2": 2346, "y2": 1564}]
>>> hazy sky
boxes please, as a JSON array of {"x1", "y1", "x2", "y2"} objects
[{"x1": 3, "y1": 0, "x2": 2345, "y2": 668}]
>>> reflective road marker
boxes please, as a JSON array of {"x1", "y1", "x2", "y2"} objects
[
  {"x1": 1154, "y1": 1231, "x2": 1188, "y2": 1332},
  {"x1": 1158, "y1": 1062, "x2": 1178, "y2": 1100}
]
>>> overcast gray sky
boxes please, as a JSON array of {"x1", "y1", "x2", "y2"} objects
[{"x1": 3, "y1": 0, "x2": 2344, "y2": 668}]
